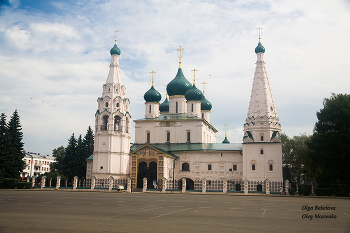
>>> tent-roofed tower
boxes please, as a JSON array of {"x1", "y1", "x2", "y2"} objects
[
  {"x1": 242, "y1": 32, "x2": 282, "y2": 185},
  {"x1": 92, "y1": 32, "x2": 131, "y2": 179}
]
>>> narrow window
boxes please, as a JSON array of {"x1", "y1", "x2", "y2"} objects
[
  {"x1": 269, "y1": 164, "x2": 273, "y2": 171},
  {"x1": 102, "y1": 115, "x2": 108, "y2": 130},
  {"x1": 167, "y1": 132, "x2": 170, "y2": 142},
  {"x1": 187, "y1": 132, "x2": 191, "y2": 142},
  {"x1": 232, "y1": 165, "x2": 237, "y2": 171},
  {"x1": 108, "y1": 88, "x2": 110, "y2": 92},
  {"x1": 105, "y1": 102, "x2": 108, "y2": 107},
  {"x1": 260, "y1": 149, "x2": 264, "y2": 155},
  {"x1": 147, "y1": 132, "x2": 150, "y2": 143},
  {"x1": 208, "y1": 164, "x2": 212, "y2": 170},
  {"x1": 182, "y1": 162, "x2": 189, "y2": 171},
  {"x1": 191, "y1": 103, "x2": 194, "y2": 112},
  {"x1": 252, "y1": 164, "x2": 256, "y2": 171},
  {"x1": 114, "y1": 116, "x2": 121, "y2": 131},
  {"x1": 176, "y1": 102, "x2": 178, "y2": 113},
  {"x1": 116, "y1": 103, "x2": 119, "y2": 108},
  {"x1": 149, "y1": 105, "x2": 152, "y2": 113},
  {"x1": 261, "y1": 135, "x2": 264, "y2": 141},
  {"x1": 126, "y1": 118, "x2": 129, "y2": 133},
  {"x1": 202, "y1": 113, "x2": 204, "y2": 119}
]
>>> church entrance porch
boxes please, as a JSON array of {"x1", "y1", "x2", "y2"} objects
[
  {"x1": 178, "y1": 178, "x2": 194, "y2": 190},
  {"x1": 137, "y1": 161, "x2": 157, "y2": 189}
]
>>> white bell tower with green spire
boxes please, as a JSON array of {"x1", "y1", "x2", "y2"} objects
[
  {"x1": 242, "y1": 31, "x2": 283, "y2": 185},
  {"x1": 92, "y1": 32, "x2": 131, "y2": 179}
]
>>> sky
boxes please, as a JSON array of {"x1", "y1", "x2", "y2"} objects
[{"x1": 1, "y1": 0, "x2": 350, "y2": 156}]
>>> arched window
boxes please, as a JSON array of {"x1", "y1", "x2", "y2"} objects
[
  {"x1": 116, "y1": 103, "x2": 119, "y2": 108},
  {"x1": 166, "y1": 132, "x2": 170, "y2": 142},
  {"x1": 252, "y1": 164, "x2": 256, "y2": 171},
  {"x1": 149, "y1": 105, "x2": 152, "y2": 113},
  {"x1": 146, "y1": 132, "x2": 150, "y2": 143},
  {"x1": 102, "y1": 115, "x2": 108, "y2": 130},
  {"x1": 269, "y1": 164, "x2": 273, "y2": 171},
  {"x1": 187, "y1": 131, "x2": 191, "y2": 142},
  {"x1": 126, "y1": 118, "x2": 129, "y2": 133},
  {"x1": 114, "y1": 116, "x2": 121, "y2": 131},
  {"x1": 260, "y1": 149, "x2": 264, "y2": 155},
  {"x1": 105, "y1": 102, "x2": 108, "y2": 107},
  {"x1": 261, "y1": 135, "x2": 264, "y2": 141},
  {"x1": 191, "y1": 103, "x2": 194, "y2": 112},
  {"x1": 182, "y1": 162, "x2": 189, "y2": 171},
  {"x1": 176, "y1": 102, "x2": 178, "y2": 113}
]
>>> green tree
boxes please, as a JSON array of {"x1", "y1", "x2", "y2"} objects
[
  {"x1": 63, "y1": 133, "x2": 77, "y2": 179},
  {"x1": 282, "y1": 133, "x2": 312, "y2": 183},
  {"x1": 0, "y1": 110, "x2": 25, "y2": 179},
  {"x1": 307, "y1": 93, "x2": 350, "y2": 187},
  {"x1": 51, "y1": 146, "x2": 65, "y2": 174},
  {"x1": 83, "y1": 126, "x2": 94, "y2": 158},
  {"x1": 0, "y1": 113, "x2": 10, "y2": 179}
]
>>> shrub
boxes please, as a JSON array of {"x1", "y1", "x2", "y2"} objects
[
  {"x1": 0, "y1": 178, "x2": 20, "y2": 189},
  {"x1": 331, "y1": 184, "x2": 349, "y2": 197},
  {"x1": 298, "y1": 184, "x2": 312, "y2": 196},
  {"x1": 288, "y1": 188, "x2": 295, "y2": 195},
  {"x1": 315, "y1": 188, "x2": 331, "y2": 196},
  {"x1": 16, "y1": 182, "x2": 32, "y2": 189}
]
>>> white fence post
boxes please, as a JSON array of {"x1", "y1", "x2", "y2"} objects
[
  {"x1": 244, "y1": 178, "x2": 248, "y2": 195},
  {"x1": 143, "y1": 177, "x2": 147, "y2": 192}
]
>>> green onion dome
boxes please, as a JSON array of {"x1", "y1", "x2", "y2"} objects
[
  {"x1": 185, "y1": 84, "x2": 203, "y2": 101},
  {"x1": 110, "y1": 44, "x2": 121, "y2": 55},
  {"x1": 166, "y1": 68, "x2": 192, "y2": 96},
  {"x1": 222, "y1": 137, "x2": 230, "y2": 144},
  {"x1": 144, "y1": 86, "x2": 161, "y2": 103},
  {"x1": 201, "y1": 95, "x2": 212, "y2": 111},
  {"x1": 255, "y1": 41, "x2": 265, "y2": 54},
  {"x1": 159, "y1": 97, "x2": 169, "y2": 112}
]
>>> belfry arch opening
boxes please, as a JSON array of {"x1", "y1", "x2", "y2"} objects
[
  {"x1": 114, "y1": 116, "x2": 121, "y2": 131},
  {"x1": 102, "y1": 115, "x2": 109, "y2": 130}
]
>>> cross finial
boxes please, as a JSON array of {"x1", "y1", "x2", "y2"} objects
[
  {"x1": 257, "y1": 27, "x2": 263, "y2": 42},
  {"x1": 201, "y1": 82, "x2": 208, "y2": 96},
  {"x1": 224, "y1": 124, "x2": 228, "y2": 137},
  {"x1": 149, "y1": 71, "x2": 156, "y2": 86},
  {"x1": 191, "y1": 69, "x2": 198, "y2": 85},
  {"x1": 115, "y1": 30, "x2": 119, "y2": 44},
  {"x1": 177, "y1": 45, "x2": 184, "y2": 68}
]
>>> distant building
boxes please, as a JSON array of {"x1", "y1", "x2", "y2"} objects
[{"x1": 21, "y1": 152, "x2": 56, "y2": 177}]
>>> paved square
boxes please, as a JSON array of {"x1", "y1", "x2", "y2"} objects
[{"x1": 0, "y1": 190, "x2": 349, "y2": 233}]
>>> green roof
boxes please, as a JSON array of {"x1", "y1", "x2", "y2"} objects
[
  {"x1": 144, "y1": 86, "x2": 161, "y2": 102},
  {"x1": 131, "y1": 143, "x2": 242, "y2": 152},
  {"x1": 255, "y1": 42, "x2": 265, "y2": 53},
  {"x1": 110, "y1": 44, "x2": 121, "y2": 55},
  {"x1": 159, "y1": 97, "x2": 169, "y2": 112},
  {"x1": 201, "y1": 95, "x2": 212, "y2": 111},
  {"x1": 166, "y1": 68, "x2": 192, "y2": 96},
  {"x1": 86, "y1": 155, "x2": 93, "y2": 161},
  {"x1": 185, "y1": 84, "x2": 203, "y2": 101}
]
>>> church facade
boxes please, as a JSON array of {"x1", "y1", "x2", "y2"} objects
[{"x1": 87, "y1": 35, "x2": 283, "y2": 192}]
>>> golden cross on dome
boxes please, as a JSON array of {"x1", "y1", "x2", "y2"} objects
[
  {"x1": 177, "y1": 45, "x2": 184, "y2": 68},
  {"x1": 115, "y1": 30, "x2": 119, "y2": 44},
  {"x1": 257, "y1": 27, "x2": 263, "y2": 42},
  {"x1": 224, "y1": 124, "x2": 228, "y2": 137},
  {"x1": 149, "y1": 71, "x2": 156, "y2": 86},
  {"x1": 201, "y1": 82, "x2": 208, "y2": 96},
  {"x1": 191, "y1": 69, "x2": 198, "y2": 85}
]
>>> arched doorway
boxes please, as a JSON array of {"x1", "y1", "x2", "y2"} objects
[
  {"x1": 178, "y1": 178, "x2": 194, "y2": 190},
  {"x1": 137, "y1": 161, "x2": 157, "y2": 189}
]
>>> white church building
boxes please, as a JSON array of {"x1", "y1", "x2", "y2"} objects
[{"x1": 87, "y1": 34, "x2": 283, "y2": 192}]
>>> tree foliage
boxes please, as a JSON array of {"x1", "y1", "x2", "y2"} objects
[
  {"x1": 307, "y1": 93, "x2": 350, "y2": 187},
  {"x1": 0, "y1": 110, "x2": 25, "y2": 179},
  {"x1": 281, "y1": 133, "x2": 311, "y2": 183},
  {"x1": 49, "y1": 127, "x2": 94, "y2": 179}
]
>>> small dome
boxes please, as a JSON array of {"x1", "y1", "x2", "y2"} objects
[
  {"x1": 110, "y1": 44, "x2": 121, "y2": 55},
  {"x1": 222, "y1": 137, "x2": 230, "y2": 144},
  {"x1": 159, "y1": 97, "x2": 169, "y2": 112},
  {"x1": 201, "y1": 95, "x2": 212, "y2": 111},
  {"x1": 166, "y1": 68, "x2": 192, "y2": 96},
  {"x1": 144, "y1": 86, "x2": 161, "y2": 103},
  {"x1": 185, "y1": 84, "x2": 203, "y2": 101},
  {"x1": 255, "y1": 42, "x2": 265, "y2": 54}
]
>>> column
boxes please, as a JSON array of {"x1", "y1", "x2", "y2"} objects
[
  {"x1": 73, "y1": 176, "x2": 78, "y2": 190},
  {"x1": 91, "y1": 176, "x2": 96, "y2": 190},
  {"x1": 285, "y1": 180, "x2": 289, "y2": 195},
  {"x1": 127, "y1": 177, "x2": 132, "y2": 193},
  {"x1": 162, "y1": 178, "x2": 167, "y2": 193},
  {"x1": 41, "y1": 176, "x2": 45, "y2": 189},
  {"x1": 109, "y1": 176, "x2": 114, "y2": 191},
  {"x1": 143, "y1": 177, "x2": 147, "y2": 192},
  {"x1": 202, "y1": 178, "x2": 206, "y2": 193},
  {"x1": 182, "y1": 178, "x2": 186, "y2": 193},
  {"x1": 223, "y1": 179, "x2": 227, "y2": 194},
  {"x1": 244, "y1": 178, "x2": 248, "y2": 195},
  {"x1": 265, "y1": 179, "x2": 270, "y2": 195},
  {"x1": 56, "y1": 176, "x2": 61, "y2": 189}
]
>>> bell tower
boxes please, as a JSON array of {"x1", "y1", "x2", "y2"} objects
[
  {"x1": 242, "y1": 31, "x2": 282, "y2": 183},
  {"x1": 92, "y1": 32, "x2": 131, "y2": 179}
]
